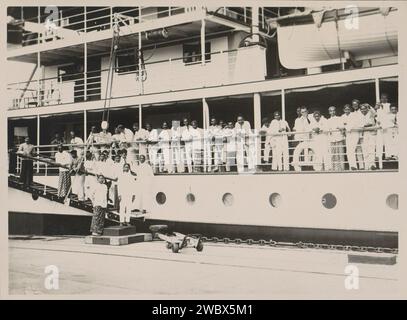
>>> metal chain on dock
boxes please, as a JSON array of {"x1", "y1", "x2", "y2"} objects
[{"x1": 200, "y1": 236, "x2": 398, "y2": 254}]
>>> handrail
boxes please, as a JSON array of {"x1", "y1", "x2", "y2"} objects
[
  {"x1": 18, "y1": 125, "x2": 397, "y2": 149},
  {"x1": 15, "y1": 152, "x2": 117, "y2": 181},
  {"x1": 16, "y1": 6, "x2": 188, "y2": 43},
  {"x1": 7, "y1": 49, "x2": 239, "y2": 87}
]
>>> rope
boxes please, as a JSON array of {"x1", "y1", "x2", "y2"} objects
[{"x1": 102, "y1": 21, "x2": 120, "y2": 125}]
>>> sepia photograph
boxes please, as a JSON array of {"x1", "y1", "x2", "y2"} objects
[{"x1": 2, "y1": 0, "x2": 404, "y2": 302}]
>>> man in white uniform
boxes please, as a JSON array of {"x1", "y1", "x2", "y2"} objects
[
  {"x1": 146, "y1": 123, "x2": 159, "y2": 173},
  {"x1": 344, "y1": 101, "x2": 364, "y2": 170},
  {"x1": 261, "y1": 119, "x2": 272, "y2": 165},
  {"x1": 293, "y1": 107, "x2": 311, "y2": 143},
  {"x1": 181, "y1": 119, "x2": 193, "y2": 173},
  {"x1": 234, "y1": 116, "x2": 251, "y2": 173},
  {"x1": 190, "y1": 120, "x2": 204, "y2": 172},
  {"x1": 382, "y1": 105, "x2": 398, "y2": 159},
  {"x1": 134, "y1": 155, "x2": 154, "y2": 213},
  {"x1": 133, "y1": 123, "x2": 149, "y2": 162},
  {"x1": 223, "y1": 122, "x2": 237, "y2": 172},
  {"x1": 117, "y1": 163, "x2": 137, "y2": 226},
  {"x1": 70, "y1": 131, "x2": 84, "y2": 156},
  {"x1": 170, "y1": 120, "x2": 183, "y2": 173},
  {"x1": 374, "y1": 102, "x2": 386, "y2": 164},
  {"x1": 310, "y1": 111, "x2": 331, "y2": 171},
  {"x1": 379, "y1": 93, "x2": 391, "y2": 114},
  {"x1": 360, "y1": 104, "x2": 377, "y2": 170},
  {"x1": 117, "y1": 124, "x2": 134, "y2": 145},
  {"x1": 269, "y1": 111, "x2": 290, "y2": 171},
  {"x1": 327, "y1": 106, "x2": 345, "y2": 171},
  {"x1": 292, "y1": 107, "x2": 311, "y2": 171},
  {"x1": 158, "y1": 121, "x2": 172, "y2": 173}
]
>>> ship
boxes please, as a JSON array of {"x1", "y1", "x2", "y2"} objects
[{"x1": 7, "y1": 6, "x2": 399, "y2": 250}]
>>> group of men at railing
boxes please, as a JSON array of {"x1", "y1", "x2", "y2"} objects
[
  {"x1": 62, "y1": 99, "x2": 397, "y2": 174},
  {"x1": 15, "y1": 96, "x2": 398, "y2": 182}
]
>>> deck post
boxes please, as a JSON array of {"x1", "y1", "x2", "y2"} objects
[
  {"x1": 375, "y1": 78, "x2": 380, "y2": 102},
  {"x1": 84, "y1": 110, "x2": 87, "y2": 143},
  {"x1": 110, "y1": 7, "x2": 113, "y2": 29},
  {"x1": 281, "y1": 89, "x2": 286, "y2": 121},
  {"x1": 253, "y1": 92, "x2": 261, "y2": 166},
  {"x1": 37, "y1": 6, "x2": 41, "y2": 44},
  {"x1": 84, "y1": 42, "x2": 88, "y2": 101},
  {"x1": 203, "y1": 98, "x2": 209, "y2": 129},
  {"x1": 37, "y1": 52, "x2": 41, "y2": 107},
  {"x1": 138, "y1": 32, "x2": 143, "y2": 94},
  {"x1": 84, "y1": 6, "x2": 87, "y2": 32},
  {"x1": 37, "y1": 115, "x2": 40, "y2": 173},
  {"x1": 201, "y1": 19, "x2": 206, "y2": 66},
  {"x1": 139, "y1": 104, "x2": 142, "y2": 129}
]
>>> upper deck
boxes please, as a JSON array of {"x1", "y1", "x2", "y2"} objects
[{"x1": 7, "y1": 6, "x2": 254, "y2": 62}]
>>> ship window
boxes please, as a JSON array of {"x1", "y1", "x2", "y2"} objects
[
  {"x1": 322, "y1": 193, "x2": 337, "y2": 209},
  {"x1": 116, "y1": 49, "x2": 139, "y2": 74},
  {"x1": 183, "y1": 42, "x2": 211, "y2": 64},
  {"x1": 156, "y1": 192, "x2": 166, "y2": 205},
  {"x1": 269, "y1": 193, "x2": 282, "y2": 208},
  {"x1": 186, "y1": 193, "x2": 196, "y2": 205},
  {"x1": 222, "y1": 193, "x2": 234, "y2": 206},
  {"x1": 386, "y1": 194, "x2": 398, "y2": 210}
]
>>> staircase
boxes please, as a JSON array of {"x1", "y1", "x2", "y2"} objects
[{"x1": 8, "y1": 174, "x2": 145, "y2": 224}]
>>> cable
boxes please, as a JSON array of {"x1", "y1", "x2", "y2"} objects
[{"x1": 102, "y1": 20, "x2": 120, "y2": 124}]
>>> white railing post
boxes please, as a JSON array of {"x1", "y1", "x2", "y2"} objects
[
  {"x1": 201, "y1": 18, "x2": 206, "y2": 66},
  {"x1": 110, "y1": 7, "x2": 113, "y2": 28},
  {"x1": 281, "y1": 88, "x2": 286, "y2": 121},
  {"x1": 139, "y1": 104, "x2": 142, "y2": 129},
  {"x1": 84, "y1": 6, "x2": 88, "y2": 32},
  {"x1": 84, "y1": 110, "x2": 87, "y2": 144},
  {"x1": 375, "y1": 78, "x2": 380, "y2": 102},
  {"x1": 138, "y1": 31, "x2": 143, "y2": 94},
  {"x1": 254, "y1": 92, "x2": 262, "y2": 166},
  {"x1": 36, "y1": 51, "x2": 41, "y2": 107},
  {"x1": 37, "y1": 114, "x2": 40, "y2": 173},
  {"x1": 84, "y1": 42, "x2": 88, "y2": 101}
]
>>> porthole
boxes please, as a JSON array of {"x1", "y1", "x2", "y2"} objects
[
  {"x1": 186, "y1": 193, "x2": 196, "y2": 205},
  {"x1": 156, "y1": 192, "x2": 166, "y2": 205},
  {"x1": 322, "y1": 193, "x2": 336, "y2": 209},
  {"x1": 269, "y1": 193, "x2": 282, "y2": 208},
  {"x1": 222, "y1": 193, "x2": 234, "y2": 207},
  {"x1": 386, "y1": 194, "x2": 398, "y2": 210}
]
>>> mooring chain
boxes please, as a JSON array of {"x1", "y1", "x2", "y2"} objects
[{"x1": 200, "y1": 236, "x2": 398, "y2": 254}]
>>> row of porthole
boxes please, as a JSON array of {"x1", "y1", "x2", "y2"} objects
[{"x1": 155, "y1": 192, "x2": 399, "y2": 210}]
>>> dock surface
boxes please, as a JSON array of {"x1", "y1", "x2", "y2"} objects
[{"x1": 9, "y1": 236, "x2": 400, "y2": 298}]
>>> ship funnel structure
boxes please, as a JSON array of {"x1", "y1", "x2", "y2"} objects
[{"x1": 267, "y1": 7, "x2": 398, "y2": 70}]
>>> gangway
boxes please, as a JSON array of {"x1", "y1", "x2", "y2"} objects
[{"x1": 8, "y1": 153, "x2": 147, "y2": 224}]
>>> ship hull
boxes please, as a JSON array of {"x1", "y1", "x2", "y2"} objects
[{"x1": 8, "y1": 171, "x2": 400, "y2": 248}]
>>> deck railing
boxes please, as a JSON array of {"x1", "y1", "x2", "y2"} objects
[
  {"x1": 16, "y1": 7, "x2": 189, "y2": 47},
  {"x1": 7, "y1": 48, "x2": 266, "y2": 110},
  {"x1": 11, "y1": 6, "x2": 256, "y2": 48},
  {"x1": 11, "y1": 126, "x2": 399, "y2": 176}
]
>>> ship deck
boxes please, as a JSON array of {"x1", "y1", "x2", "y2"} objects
[{"x1": 9, "y1": 236, "x2": 399, "y2": 298}]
